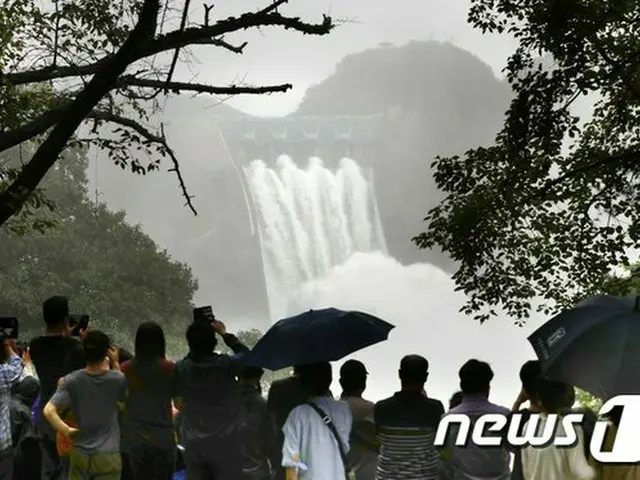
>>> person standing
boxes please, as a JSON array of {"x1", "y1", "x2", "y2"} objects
[
  {"x1": 120, "y1": 322, "x2": 176, "y2": 480},
  {"x1": 510, "y1": 360, "x2": 542, "y2": 480},
  {"x1": 267, "y1": 366, "x2": 307, "y2": 480},
  {"x1": 0, "y1": 339, "x2": 25, "y2": 480},
  {"x1": 282, "y1": 362, "x2": 353, "y2": 480},
  {"x1": 173, "y1": 319, "x2": 249, "y2": 480},
  {"x1": 521, "y1": 377, "x2": 596, "y2": 480},
  {"x1": 339, "y1": 360, "x2": 377, "y2": 480},
  {"x1": 238, "y1": 366, "x2": 278, "y2": 480},
  {"x1": 441, "y1": 359, "x2": 511, "y2": 480},
  {"x1": 374, "y1": 355, "x2": 444, "y2": 480},
  {"x1": 29, "y1": 296, "x2": 85, "y2": 480},
  {"x1": 42, "y1": 331, "x2": 127, "y2": 480}
]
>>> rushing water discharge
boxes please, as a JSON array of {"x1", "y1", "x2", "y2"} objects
[
  {"x1": 245, "y1": 156, "x2": 387, "y2": 321},
  {"x1": 244, "y1": 155, "x2": 542, "y2": 407}
]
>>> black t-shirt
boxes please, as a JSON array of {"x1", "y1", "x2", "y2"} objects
[{"x1": 29, "y1": 335, "x2": 86, "y2": 438}]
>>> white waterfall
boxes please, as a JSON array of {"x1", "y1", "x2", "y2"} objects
[{"x1": 244, "y1": 155, "x2": 388, "y2": 322}]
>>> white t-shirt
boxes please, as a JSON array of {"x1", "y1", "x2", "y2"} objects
[{"x1": 522, "y1": 414, "x2": 596, "y2": 480}]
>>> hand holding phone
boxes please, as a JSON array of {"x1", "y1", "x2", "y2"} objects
[
  {"x1": 68, "y1": 314, "x2": 90, "y2": 337},
  {"x1": 193, "y1": 306, "x2": 215, "y2": 323}
]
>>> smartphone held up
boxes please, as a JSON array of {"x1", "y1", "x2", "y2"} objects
[
  {"x1": 193, "y1": 306, "x2": 215, "y2": 324},
  {"x1": 69, "y1": 314, "x2": 90, "y2": 337},
  {"x1": 0, "y1": 317, "x2": 19, "y2": 340}
]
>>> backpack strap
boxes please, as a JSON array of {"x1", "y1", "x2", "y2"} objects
[{"x1": 307, "y1": 402, "x2": 350, "y2": 476}]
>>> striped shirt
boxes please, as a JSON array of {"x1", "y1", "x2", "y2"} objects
[{"x1": 373, "y1": 391, "x2": 444, "y2": 480}]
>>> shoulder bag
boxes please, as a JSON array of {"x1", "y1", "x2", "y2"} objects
[{"x1": 307, "y1": 401, "x2": 356, "y2": 480}]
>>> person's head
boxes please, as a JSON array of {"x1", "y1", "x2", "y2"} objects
[
  {"x1": 239, "y1": 365, "x2": 264, "y2": 388},
  {"x1": 449, "y1": 391, "x2": 464, "y2": 409},
  {"x1": 519, "y1": 360, "x2": 542, "y2": 402},
  {"x1": 186, "y1": 321, "x2": 217, "y2": 357},
  {"x1": 42, "y1": 296, "x2": 69, "y2": 331},
  {"x1": 298, "y1": 362, "x2": 332, "y2": 398},
  {"x1": 82, "y1": 330, "x2": 111, "y2": 365},
  {"x1": 399, "y1": 355, "x2": 429, "y2": 392},
  {"x1": 339, "y1": 360, "x2": 368, "y2": 397},
  {"x1": 459, "y1": 359, "x2": 494, "y2": 397},
  {"x1": 134, "y1": 321, "x2": 166, "y2": 362},
  {"x1": 536, "y1": 377, "x2": 571, "y2": 414}
]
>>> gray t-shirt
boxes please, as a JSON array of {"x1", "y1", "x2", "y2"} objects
[{"x1": 50, "y1": 369, "x2": 127, "y2": 453}]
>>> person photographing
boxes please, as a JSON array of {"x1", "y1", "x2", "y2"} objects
[{"x1": 173, "y1": 316, "x2": 249, "y2": 480}]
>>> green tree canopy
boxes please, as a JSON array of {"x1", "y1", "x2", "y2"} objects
[
  {"x1": 0, "y1": 145, "x2": 197, "y2": 346},
  {"x1": 414, "y1": 0, "x2": 640, "y2": 323}
]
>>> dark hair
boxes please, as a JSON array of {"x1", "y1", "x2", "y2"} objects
[
  {"x1": 537, "y1": 377, "x2": 571, "y2": 413},
  {"x1": 449, "y1": 391, "x2": 464, "y2": 409},
  {"x1": 42, "y1": 296, "x2": 69, "y2": 327},
  {"x1": 240, "y1": 366, "x2": 264, "y2": 381},
  {"x1": 339, "y1": 360, "x2": 367, "y2": 394},
  {"x1": 298, "y1": 362, "x2": 332, "y2": 397},
  {"x1": 83, "y1": 330, "x2": 110, "y2": 364},
  {"x1": 399, "y1": 355, "x2": 429, "y2": 385},
  {"x1": 186, "y1": 321, "x2": 217, "y2": 356},
  {"x1": 459, "y1": 359, "x2": 494, "y2": 394},
  {"x1": 134, "y1": 322, "x2": 166, "y2": 362},
  {"x1": 519, "y1": 360, "x2": 541, "y2": 396}
]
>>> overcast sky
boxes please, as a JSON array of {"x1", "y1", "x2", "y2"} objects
[{"x1": 171, "y1": 0, "x2": 518, "y2": 116}]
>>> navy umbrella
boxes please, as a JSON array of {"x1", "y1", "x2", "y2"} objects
[
  {"x1": 242, "y1": 308, "x2": 395, "y2": 370},
  {"x1": 528, "y1": 295, "x2": 640, "y2": 399}
]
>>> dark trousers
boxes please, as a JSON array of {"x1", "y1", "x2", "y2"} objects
[
  {"x1": 184, "y1": 439, "x2": 242, "y2": 480},
  {"x1": 0, "y1": 448, "x2": 13, "y2": 480},
  {"x1": 40, "y1": 436, "x2": 66, "y2": 480},
  {"x1": 128, "y1": 444, "x2": 175, "y2": 480}
]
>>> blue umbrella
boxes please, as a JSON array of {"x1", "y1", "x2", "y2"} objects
[
  {"x1": 242, "y1": 308, "x2": 395, "y2": 370},
  {"x1": 528, "y1": 295, "x2": 640, "y2": 399}
]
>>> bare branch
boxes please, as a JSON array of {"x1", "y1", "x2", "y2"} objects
[
  {"x1": 190, "y1": 37, "x2": 247, "y2": 53},
  {"x1": 119, "y1": 76, "x2": 292, "y2": 95},
  {"x1": 165, "y1": 0, "x2": 193, "y2": 93},
  {"x1": 86, "y1": 110, "x2": 196, "y2": 214}
]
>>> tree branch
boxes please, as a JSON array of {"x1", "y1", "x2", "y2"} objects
[
  {"x1": 3, "y1": 7, "x2": 332, "y2": 86},
  {"x1": 0, "y1": 0, "x2": 161, "y2": 225},
  {"x1": 528, "y1": 148, "x2": 640, "y2": 202},
  {"x1": 86, "y1": 110, "x2": 196, "y2": 214},
  {"x1": 119, "y1": 76, "x2": 292, "y2": 95},
  {"x1": 0, "y1": 107, "x2": 67, "y2": 152}
]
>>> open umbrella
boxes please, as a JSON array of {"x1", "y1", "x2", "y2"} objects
[
  {"x1": 528, "y1": 295, "x2": 640, "y2": 399},
  {"x1": 242, "y1": 308, "x2": 395, "y2": 370}
]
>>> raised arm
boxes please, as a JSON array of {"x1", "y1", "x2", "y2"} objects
[{"x1": 43, "y1": 377, "x2": 78, "y2": 438}]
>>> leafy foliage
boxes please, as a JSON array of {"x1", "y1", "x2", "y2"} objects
[
  {"x1": 0, "y1": 146, "x2": 198, "y2": 346},
  {"x1": 414, "y1": 0, "x2": 640, "y2": 323},
  {"x1": 0, "y1": 0, "x2": 333, "y2": 227},
  {"x1": 576, "y1": 388, "x2": 603, "y2": 412}
]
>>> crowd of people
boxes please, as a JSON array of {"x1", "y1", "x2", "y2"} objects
[{"x1": 0, "y1": 295, "x2": 635, "y2": 480}]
